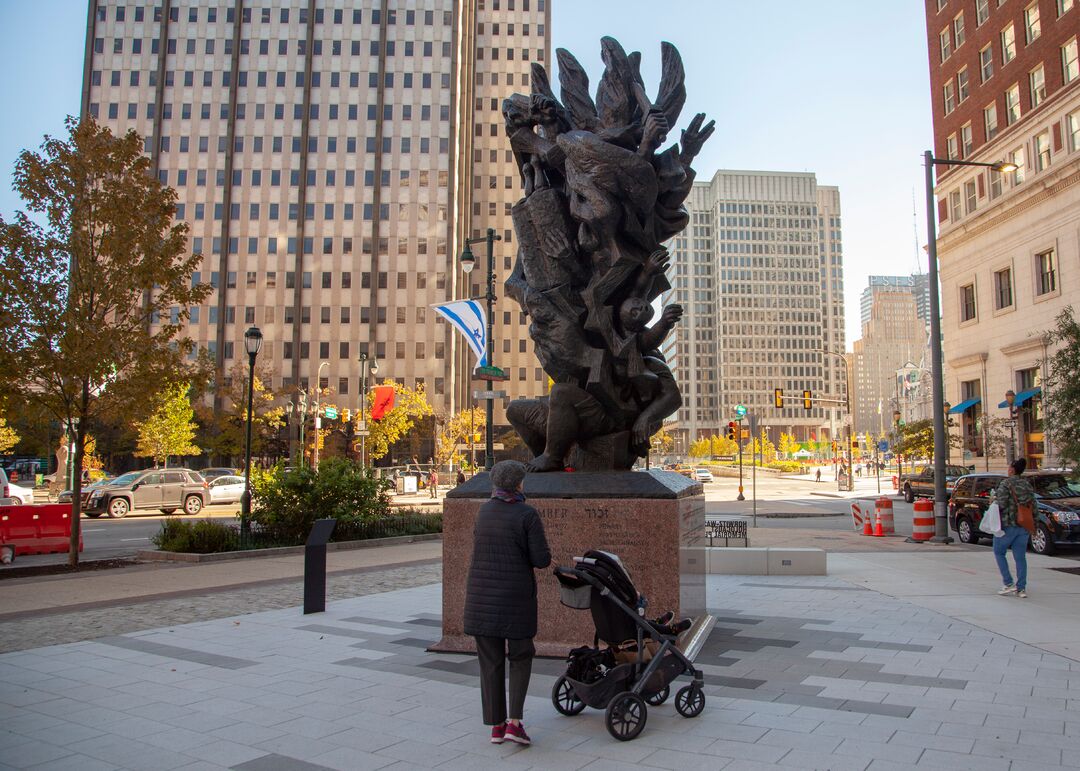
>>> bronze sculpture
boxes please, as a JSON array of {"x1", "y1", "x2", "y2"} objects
[{"x1": 503, "y1": 37, "x2": 713, "y2": 473}]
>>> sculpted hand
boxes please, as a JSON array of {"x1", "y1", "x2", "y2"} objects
[
  {"x1": 641, "y1": 111, "x2": 669, "y2": 153},
  {"x1": 679, "y1": 112, "x2": 715, "y2": 166},
  {"x1": 660, "y1": 304, "x2": 684, "y2": 328},
  {"x1": 541, "y1": 227, "x2": 573, "y2": 258},
  {"x1": 531, "y1": 94, "x2": 559, "y2": 126},
  {"x1": 632, "y1": 416, "x2": 651, "y2": 447},
  {"x1": 643, "y1": 248, "x2": 671, "y2": 276}
]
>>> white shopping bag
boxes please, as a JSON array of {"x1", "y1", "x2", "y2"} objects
[{"x1": 979, "y1": 501, "x2": 1003, "y2": 535}]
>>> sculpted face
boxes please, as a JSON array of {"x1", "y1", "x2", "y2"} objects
[{"x1": 619, "y1": 297, "x2": 654, "y2": 332}]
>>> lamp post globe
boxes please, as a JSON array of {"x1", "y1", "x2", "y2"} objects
[
  {"x1": 241, "y1": 326, "x2": 262, "y2": 544},
  {"x1": 244, "y1": 325, "x2": 263, "y2": 357},
  {"x1": 460, "y1": 243, "x2": 476, "y2": 274}
]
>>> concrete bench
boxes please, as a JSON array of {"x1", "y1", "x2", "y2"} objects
[{"x1": 706, "y1": 547, "x2": 826, "y2": 576}]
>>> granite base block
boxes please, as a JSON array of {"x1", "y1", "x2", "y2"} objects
[{"x1": 432, "y1": 470, "x2": 705, "y2": 658}]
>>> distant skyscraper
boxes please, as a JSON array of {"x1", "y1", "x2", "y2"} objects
[
  {"x1": 665, "y1": 170, "x2": 846, "y2": 451},
  {"x1": 80, "y1": 1, "x2": 551, "y2": 447},
  {"x1": 860, "y1": 275, "x2": 931, "y2": 328}
]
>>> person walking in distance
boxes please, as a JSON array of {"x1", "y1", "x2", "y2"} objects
[
  {"x1": 428, "y1": 467, "x2": 439, "y2": 498},
  {"x1": 994, "y1": 457, "x2": 1037, "y2": 598},
  {"x1": 463, "y1": 460, "x2": 551, "y2": 746}
]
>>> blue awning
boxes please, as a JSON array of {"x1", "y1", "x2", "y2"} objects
[
  {"x1": 997, "y1": 386, "x2": 1042, "y2": 409},
  {"x1": 948, "y1": 397, "x2": 981, "y2": 414}
]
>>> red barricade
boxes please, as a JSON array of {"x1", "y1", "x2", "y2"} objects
[{"x1": 0, "y1": 504, "x2": 82, "y2": 555}]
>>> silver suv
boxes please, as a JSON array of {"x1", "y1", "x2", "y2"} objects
[{"x1": 83, "y1": 469, "x2": 208, "y2": 518}]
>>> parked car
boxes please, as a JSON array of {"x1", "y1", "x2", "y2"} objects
[
  {"x1": 207, "y1": 475, "x2": 245, "y2": 504},
  {"x1": 694, "y1": 468, "x2": 714, "y2": 483},
  {"x1": 199, "y1": 467, "x2": 238, "y2": 483},
  {"x1": 82, "y1": 469, "x2": 208, "y2": 518},
  {"x1": 900, "y1": 464, "x2": 971, "y2": 503},
  {"x1": 948, "y1": 471, "x2": 1080, "y2": 554},
  {"x1": 58, "y1": 477, "x2": 114, "y2": 505},
  {"x1": 0, "y1": 468, "x2": 34, "y2": 505}
]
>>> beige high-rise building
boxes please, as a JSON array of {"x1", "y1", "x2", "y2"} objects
[
  {"x1": 851, "y1": 289, "x2": 928, "y2": 441},
  {"x1": 665, "y1": 170, "x2": 847, "y2": 452},
  {"x1": 80, "y1": 0, "x2": 551, "y2": 456}
]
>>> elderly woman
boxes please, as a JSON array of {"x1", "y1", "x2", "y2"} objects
[{"x1": 463, "y1": 460, "x2": 551, "y2": 746}]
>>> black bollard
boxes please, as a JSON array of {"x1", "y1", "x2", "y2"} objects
[{"x1": 303, "y1": 518, "x2": 337, "y2": 614}]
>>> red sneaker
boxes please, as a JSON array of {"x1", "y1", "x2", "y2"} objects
[
  {"x1": 490, "y1": 723, "x2": 506, "y2": 744},
  {"x1": 504, "y1": 722, "x2": 531, "y2": 746}
]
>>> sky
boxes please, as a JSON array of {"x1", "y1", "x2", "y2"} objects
[{"x1": 0, "y1": 1, "x2": 934, "y2": 345}]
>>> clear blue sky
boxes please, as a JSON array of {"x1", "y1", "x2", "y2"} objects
[{"x1": 0, "y1": 1, "x2": 933, "y2": 345}]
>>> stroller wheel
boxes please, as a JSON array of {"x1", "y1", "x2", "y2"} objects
[
  {"x1": 675, "y1": 684, "x2": 705, "y2": 718},
  {"x1": 605, "y1": 691, "x2": 647, "y2": 741},
  {"x1": 551, "y1": 676, "x2": 586, "y2": 716},
  {"x1": 645, "y1": 685, "x2": 670, "y2": 706}
]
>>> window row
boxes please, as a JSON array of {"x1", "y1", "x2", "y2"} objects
[
  {"x1": 91, "y1": 67, "x2": 454, "y2": 92},
  {"x1": 160, "y1": 168, "x2": 447, "y2": 191},
  {"x1": 97, "y1": 6, "x2": 455, "y2": 27},
  {"x1": 958, "y1": 247, "x2": 1060, "y2": 324},
  {"x1": 136, "y1": 133, "x2": 449, "y2": 157},
  {"x1": 190, "y1": 270, "x2": 446, "y2": 292}
]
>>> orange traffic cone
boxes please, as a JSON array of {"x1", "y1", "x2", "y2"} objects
[
  {"x1": 873, "y1": 510, "x2": 884, "y2": 537},
  {"x1": 862, "y1": 512, "x2": 874, "y2": 536}
]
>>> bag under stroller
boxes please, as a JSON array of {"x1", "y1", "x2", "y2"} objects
[{"x1": 552, "y1": 550, "x2": 715, "y2": 741}]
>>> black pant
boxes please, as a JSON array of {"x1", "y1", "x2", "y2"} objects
[{"x1": 474, "y1": 635, "x2": 535, "y2": 725}]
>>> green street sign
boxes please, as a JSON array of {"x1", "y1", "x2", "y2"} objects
[
  {"x1": 734, "y1": 404, "x2": 747, "y2": 419},
  {"x1": 324, "y1": 407, "x2": 338, "y2": 420},
  {"x1": 474, "y1": 365, "x2": 509, "y2": 382}
]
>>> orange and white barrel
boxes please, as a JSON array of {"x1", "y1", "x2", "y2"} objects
[
  {"x1": 875, "y1": 497, "x2": 895, "y2": 535},
  {"x1": 850, "y1": 502, "x2": 864, "y2": 532},
  {"x1": 911, "y1": 499, "x2": 935, "y2": 541},
  {"x1": 892, "y1": 475, "x2": 899, "y2": 490}
]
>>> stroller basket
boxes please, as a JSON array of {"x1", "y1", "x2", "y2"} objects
[{"x1": 559, "y1": 582, "x2": 592, "y2": 609}]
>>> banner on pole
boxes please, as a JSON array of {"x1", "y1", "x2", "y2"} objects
[
  {"x1": 370, "y1": 386, "x2": 396, "y2": 420},
  {"x1": 432, "y1": 300, "x2": 487, "y2": 369}
]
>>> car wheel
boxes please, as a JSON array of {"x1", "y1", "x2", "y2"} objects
[
  {"x1": 1031, "y1": 524, "x2": 1055, "y2": 556},
  {"x1": 84, "y1": 512, "x2": 102, "y2": 518},
  {"x1": 9, "y1": 497, "x2": 23, "y2": 506},
  {"x1": 160, "y1": 508, "x2": 176, "y2": 514},
  {"x1": 184, "y1": 495, "x2": 203, "y2": 515},
  {"x1": 957, "y1": 516, "x2": 980, "y2": 544},
  {"x1": 903, "y1": 484, "x2": 915, "y2": 504},
  {"x1": 107, "y1": 498, "x2": 129, "y2": 518}
]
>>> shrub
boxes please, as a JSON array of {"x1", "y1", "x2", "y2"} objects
[
  {"x1": 153, "y1": 517, "x2": 239, "y2": 553},
  {"x1": 766, "y1": 460, "x2": 803, "y2": 473},
  {"x1": 250, "y1": 458, "x2": 394, "y2": 543}
]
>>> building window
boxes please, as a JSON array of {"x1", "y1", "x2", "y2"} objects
[
  {"x1": 1063, "y1": 38, "x2": 1079, "y2": 83},
  {"x1": 940, "y1": 28, "x2": 952, "y2": 62},
  {"x1": 1010, "y1": 146, "x2": 1026, "y2": 184},
  {"x1": 990, "y1": 168, "x2": 1003, "y2": 199},
  {"x1": 1002, "y1": 24, "x2": 1016, "y2": 63},
  {"x1": 976, "y1": 0, "x2": 989, "y2": 25},
  {"x1": 943, "y1": 81, "x2": 956, "y2": 114},
  {"x1": 1005, "y1": 84, "x2": 1021, "y2": 124},
  {"x1": 961, "y1": 123, "x2": 973, "y2": 157},
  {"x1": 1033, "y1": 131, "x2": 1050, "y2": 171},
  {"x1": 1029, "y1": 65, "x2": 1045, "y2": 108},
  {"x1": 949, "y1": 189, "x2": 962, "y2": 221},
  {"x1": 1060, "y1": 0, "x2": 1075, "y2": 16},
  {"x1": 1036, "y1": 249, "x2": 1056, "y2": 295},
  {"x1": 980, "y1": 44, "x2": 994, "y2": 82},
  {"x1": 965, "y1": 180, "x2": 977, "y2": 213},
  {"x1": 960, "y1": 283, "x2": 977, "y2": 321},
  {"x1": 957, "y1": 68, "x2": 969, "y2": 102},
  {"x1": 994, "y1": 267, "x2": 1013, "y2": 309},
  {"x1": 953, "y1": 13, "x2": 965, "y2": 48},
  {"x1": 984, "y1": 103, "x2": 998, "y2": 140},
  {"x1": 947, "y1": 134, "x2": 959, "y2": 159},
  {"x1": 1024, "y1": 2, "x2": 1040, "y2": 43},
  {"x1": 1069, "y1": 110, "x2": 1080, "y2": 151}
]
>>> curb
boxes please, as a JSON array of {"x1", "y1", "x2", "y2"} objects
[{"x1": 136, "y1": 532, "x2": 443, "y2": 563}]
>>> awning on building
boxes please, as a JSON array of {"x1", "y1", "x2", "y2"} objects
[
  {"x1": 948, "y1": 397, "x2": 981, "y2": 414},
  {"x1": 997, "y1": 386, "x2": 1042, "y2": 409}
]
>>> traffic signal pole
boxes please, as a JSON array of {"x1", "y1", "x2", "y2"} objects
[{"x1": 737, "y1": 418, "x2": 745, "y2": 501}]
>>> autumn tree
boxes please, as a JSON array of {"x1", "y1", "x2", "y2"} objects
[
  {"x1": 135, "y1": 382, "x2": 200, "y2": 467},
  {"x1": 709, "y1": 434, "x2": 738, "y2": 458},
  {"x1": 365, "y1": 380, "x2": 433, "y2": 461},
  {"x1": 689, "y1": 438, "x2": 710, "y2": 459},
  {"x1": 0, "y1": 118, "x2": 209, "y2": 564},
  {"x1": 1044, "y1": 307, "x2": 1080, "y2": 471},
  {"x1": 778, "y1": 432, "x2": 800, "y2": 460},
  {"x1": 0, "y1": 413, "x2": 19, "y2": 454},
  {"x1": 434, "y1": 407, "x2": 487, "y2": 468},
  {"x1": 895, "y1": 418, "x2": 962, "y2": 462},
  {"x1": 196, "y1": 359, "x2": 286, "y2": 463}
]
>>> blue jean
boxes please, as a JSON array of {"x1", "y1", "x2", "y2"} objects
[{"x1": 993, "y1": 526, "x2": 1029, "y2": 591}]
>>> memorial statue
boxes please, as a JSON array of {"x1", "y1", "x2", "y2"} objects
[{"x1": 503, "y1": 37, "x2": 713, "y2": 472}]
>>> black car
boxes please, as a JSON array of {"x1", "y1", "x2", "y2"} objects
[{"x1": 948, "y1": 471, "x2": 1080, "y2": 554}]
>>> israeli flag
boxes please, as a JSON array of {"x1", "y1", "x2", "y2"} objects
[{"x1": 433, "y1": 300, "x2": 487, "y2": 369}]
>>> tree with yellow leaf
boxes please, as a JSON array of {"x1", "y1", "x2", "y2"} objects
[
  {"x1": 778, "y1": 432, "x2": 800, "y2": 460},
  {"x1": 0, "y1": 413, "x2": 18, "y2": 454},
  {"x1": 365, "y1": 380, "x2": 433, "y2": 461},
  {"x1": 434, "y1": 407, "x2": 487, "y2": 468},
  {"x1": 135, "y1": 382, "x2": 200, "y2": 467}
]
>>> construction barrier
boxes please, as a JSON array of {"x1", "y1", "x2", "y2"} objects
[
  {"x1": 892, "y1": 475, "x2": 899, "y2": 490},
  {"x1": 0, "y1": 504, "x2": 82, "y2": 556},
  {"x1": 875, "y1": 497, "x2": 895, "y2": 535},
  {"x1": 911, "y1": 499, "x2": 935, "y2": 542},
  {"x1": 850, "y1": 501, "x2": 865, "y2": 532}
]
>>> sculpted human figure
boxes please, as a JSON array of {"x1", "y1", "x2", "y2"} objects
[{"x1": 501, "y1": 37, "x2": 712, "y2": 472}]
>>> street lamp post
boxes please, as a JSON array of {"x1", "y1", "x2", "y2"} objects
[
  {"x1": 312, "y1": 361, "x2": 329, "y2": 471},
  {"x1": 358, "y1": 352, "x2": 378, "y2": 466},
  {"x1": 241, "y1": 326, "x2": 263, "y2": 545},
  {"x1": 1005, "y1": 389, "x2": 1018, "y2": 465},
  {"x1": 286, "y1": 391, "x2": 311, "y2": 468},
  {"x1": 923, "y1": 151, "x2": 1016, "y2": 543},
  {"x1": 460, "y1": 227, "x2": 502, "y2": 471}
]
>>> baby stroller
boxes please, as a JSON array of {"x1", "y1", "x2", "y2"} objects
[{"x1": 552, "y1": 550, "x2": 715, "y2": 741}]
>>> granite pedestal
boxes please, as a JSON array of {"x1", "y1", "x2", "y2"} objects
[{"x1": 432, "y1": 470, "x2": 706, "y2": 657}]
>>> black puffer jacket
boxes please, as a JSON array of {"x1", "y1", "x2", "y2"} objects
[{"x1": 463, "y1": 498, "x2": 551, "y2": 639}]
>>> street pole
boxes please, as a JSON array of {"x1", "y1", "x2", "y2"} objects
[
  {"x1": 312, "y1": 361, "x2": 328, "y2": 471},
  {"x1": 241, "y1": 326, "x2": 262, "y2": 546},
  {"x1": 484, "y1": 228, "x2": 496, "y2": 472},
  {"x1": 360, "y1": 357, "x2": 367, "y2": 467},
  {"x1": 737, "y1": 419, "x2": 745, "y2": 501}
]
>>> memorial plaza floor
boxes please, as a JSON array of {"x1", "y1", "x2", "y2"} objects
[{"x1": 4, "y1": 542, "x2": 1080, "y2": 770}]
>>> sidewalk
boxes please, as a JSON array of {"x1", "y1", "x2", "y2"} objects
[{"x1": 5, "y1": 535, "x2": 1080, "y2": 769}]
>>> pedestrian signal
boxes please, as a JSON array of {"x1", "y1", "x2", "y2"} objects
[
  {"x1": 803, "y1": 390, "x2": 812, "y2": 410},
  {"x1": 774, "y1": 388, "x2": 783, "y2": 409}
]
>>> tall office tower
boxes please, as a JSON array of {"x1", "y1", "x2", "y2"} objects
[
  {"x1": 666, "y1": 170, "x2": 847, "y2": 452},
  {"x1": 860, "y1": 274, "x2": 932, "y2": 328},
  {"x1": 851, "y1": 289, "x2": 928, "y2": 440},
  {"x1": 80, "y1": 0, "x2": 550, "y2": 432},
  {"x1": 924, "y1": 0, "x2": 1078, "y2": 469}
]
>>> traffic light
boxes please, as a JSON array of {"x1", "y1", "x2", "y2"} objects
[
  {"x1": 774, "y1": 388, "x2": 783, "y2": 409},
  {"x1": 851, "y1": 437, "x2": 859, "y2": 452},
  {"x1": 726, "y1": 422, "x2": 737, "y2": 441},
  {"x1": 831, "y1": 440, "x2": 838, "y2": 454},
  {"x1": 342, "y1": 409, "x2": 351, "y2": 422},
  {"x1": 803, "y1": 390, "x2": 812, "y2": 410}
]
